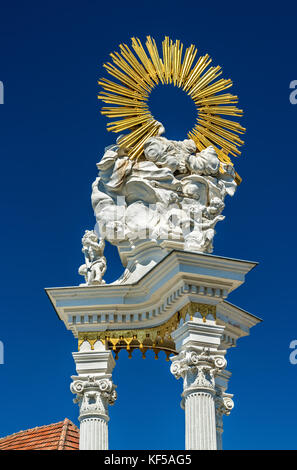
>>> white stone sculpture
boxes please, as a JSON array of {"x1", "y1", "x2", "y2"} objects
[
  {"x1": 78, "y1": 230, "x2": 106, "y2": 286},
  {"x1": 91, "y1": 128, "x2": 237, "y2": 257}
]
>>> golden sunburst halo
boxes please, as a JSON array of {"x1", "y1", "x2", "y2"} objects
[{"x1": 98, "y1": 36, "x2": 245, "y2": 184}]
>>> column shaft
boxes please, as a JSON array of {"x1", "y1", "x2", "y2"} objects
[
  {"x1": 80, "y1": 417, "x2": 108, "y2": 450},
  {"x1": 216, "y1": 423, "x2": 223, "y2": 450},
  {"x1": 184, "y1": 391, "x2": 217, "y2": 450}
]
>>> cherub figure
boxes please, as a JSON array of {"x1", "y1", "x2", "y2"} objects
[
  {"x1": 202, "y1": 197, "x2": 225, "y2": 219},
  {"x1": 78, "y1": 230, "x2": 106, "y2": 286}
]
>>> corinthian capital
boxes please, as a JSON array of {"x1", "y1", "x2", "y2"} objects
[
  {"x1": 71, "y1": 375, "x2": 117, "y2": 420},
  {"x1": 170, "y1": 348, "x2": 227, "y2": 393}
]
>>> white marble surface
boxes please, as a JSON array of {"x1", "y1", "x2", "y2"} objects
[
  {"x1": 71, "y1": 349, "x2": 116, "y2": 450},
  {"x1": 78, "y1": 230, "x2": 107, "y2": 286},
  {"x1": 47, "y1": 250, "x2": 260, "y2": 344},
  {"x1": 88, "y1": 130, "x2": 237, "y2": 285},
  {"x1": 170, "y1": 319, "x2": 231, "y2": 450}
]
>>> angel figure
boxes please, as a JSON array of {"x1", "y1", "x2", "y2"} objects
[{"x1": 78, "y1": 230, "x2": 107, "y2": 286}]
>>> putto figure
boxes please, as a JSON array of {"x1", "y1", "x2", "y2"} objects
[{"x1": 78, "y1": 230, "x2": 106, "y2": 286}]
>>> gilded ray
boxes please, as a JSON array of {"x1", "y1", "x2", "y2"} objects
[
  {"x1": 98, "y1": 92, "x2": 148, "y2": 107},
  {"x1": 101, "y1": 107, "x2": 150, "y2": 118},
  {"x1": 119, "y1": 44, "x2": 156, "y2": 88},
  {"x1": 178, "y1": 44, "x2": 197, "y2": 87},
  {"x1": 192, "y1": 79, "x2": 233, "y2": 99},
  {"x1": 107, "y1": 114, "x2": 152, "y2": 132},
  {"x1": 194, "y1": 94, "x2": 238, "y2": 106},
  {"x1": 98, "y1": 36, "x2": 245, "y2": 183},
  {"x1": 131, "y1": 37, "x2": 158, "y2": 83},
  {"x1": 98, "y1": 79, "x2": 148, "y2": 100}
]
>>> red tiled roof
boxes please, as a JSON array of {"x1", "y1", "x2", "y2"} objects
[{"x1": 0, "y1": 418, "x2": 79, "y2": 450}]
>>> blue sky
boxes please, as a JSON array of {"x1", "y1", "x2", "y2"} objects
[{"x1": 0, "y1": 0, "x2": 297, "y2": 450}]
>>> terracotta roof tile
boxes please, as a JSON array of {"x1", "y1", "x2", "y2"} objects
[{"x1": 0, "y1": 418, "x2": 79, "y2": 450}]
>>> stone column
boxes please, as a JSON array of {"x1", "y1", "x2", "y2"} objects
[
  {"x1": 170, "y1": 318, "x2": 231, "y2": 450},
  {"x1": 71, "y1": 342, "x2": 116, "y2": 450}
]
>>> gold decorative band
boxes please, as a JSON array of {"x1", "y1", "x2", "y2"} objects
[
  {"x1": 78, "y1": 302, "x2": 216, "y2": 360},
  {"x1": 179, "y1": 302, "x2": 216, "y2": 322}
]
